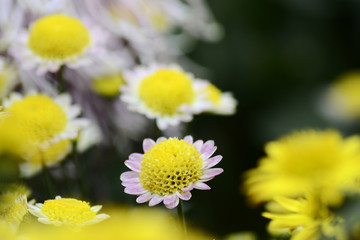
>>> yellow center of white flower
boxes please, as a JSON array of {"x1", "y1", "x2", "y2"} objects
[
  {"x1": 41, "y1": 198, "x2": 96, "y2": 224},
  {"x1": 27, "y1": 14, "x2": 90, "y2": 60},
  {"x1": 139, "y1": 138, "x2": 203, "y2": 195},
  {"x1": 7, "y1": 94, "x2": 67, "y2": 143},
  {"x1": 203, "y1": 84, "x2": 222, "y2": 105},
  {"x1": 138, "y1": 69, "x2": 195, "y2": 115},
  {"x1": 91, "y1": 74, "x2": 125, "y2": 97}
]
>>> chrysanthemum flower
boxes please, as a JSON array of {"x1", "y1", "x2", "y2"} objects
[
  {"x1": 121, "y1": 65, "x2": 211, "y2": 130},
  {"x1": 0, "y1": 193, "x2": 28, "y2": 229},
  {"x1": 120, "y1": 135, "x2": 223, "y2": 209},
  {"x1": 90, "y1": 73, "x2": 125, "y2": 97},
  {"x1": 28, "y1": 196, "x2": 109, "y2": 227},
  {"x1": 321, "y1": 71, "x2": 360, "y2": 122},
  {"x1": 244, "y1": 129, "x2": 360, "y2": 205},
  {"x1": 0, "y1": 57, "x2": 18, "y2": 101},
  {"x1": 200, "y1": 81, "x2": 237, "y2": 115},
  {"x1": 11, "y1": 14, "x2": 102, "y2": 75},
  {"x1": 263, "y1": 194, "x2": 345, "y2": 240},
  {"x1": 2, "y1": 92, "x2": 87, "y2": 176}
]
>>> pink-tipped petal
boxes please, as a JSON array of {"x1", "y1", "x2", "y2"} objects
[
  {"x1": 149, "y1": 195, "x2": 164, "y2": 206},
  {"x1": 176, "y1": 191, "x2": 192, "y2": 201},
  {"x1": 201, "y1": 146, "x2": 217, "y2": 160},
  {"x1": 143, "y1": 138, "x2": 156, "y2": 152},
  {"x1": 120, "y1": 171, "x2": 139, "y2": 181},
  {"x1": 156, "y1": 137, "x2": 167, "y2": 143},
  {"x1": 164, "y1": 195, "x2": 179, "y2": 209},
  {"x1": 203, "y1": 155, "x2": 223, "y2": 169},
  {"x1": 129, "y1": 153, "x2": 143, "y2": 163},
  {"x1": 201, "y1": 168, "x2": 224, "y2": 180},
  {"x1": 194, "y1": 182, "x2": 211, "y2": 190},
  {"x1": 193, "y1": 140, "x2": 204, "y2": 151},
  {"x1": 124, "y1": 160, "x2": 141, "y2": 172},
  {"x1": 124, "y1": 185, "x2": 147, "y2": 195},
  {"x1": 184, "y1": 136, "x2": 193, "y2": 144},
  {"x1": 136, "y1": 192, "x2": 153, "y2": 203},
  {"x1": 121, "y1": 179, "x2": 141, "y2": 187},
  {"x1": 181, "y1": 183, "x2": 194, "y2": 192}
]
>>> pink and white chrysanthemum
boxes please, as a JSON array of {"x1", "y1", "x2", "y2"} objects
[
  {"x1": 121, "y1": 64, "x2": 211, "y2": 130},
  {"x1": 120, "y1": 135, "x2": 223, "y2": 209}
]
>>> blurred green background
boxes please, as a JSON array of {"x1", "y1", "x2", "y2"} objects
[{"x1": 188, "y1": 0, "x2": 360, "y2": 238}]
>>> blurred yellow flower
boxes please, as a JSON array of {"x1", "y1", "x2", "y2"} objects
[
  {"x1": 245, "y1": 129, "x2": 360, "y2": 205},
  {"x1": 90, "y1": 73, "x2": 125, "y2": 97},
  {"x1": 0, "y1": 193, "x2": 28, "y2": 229},
  {"x1": 0, "y1": 220, "x2": 17, "y2": 240},
  {"x1": 263, "y1": 194, "x2": 345, "y2": 240}
]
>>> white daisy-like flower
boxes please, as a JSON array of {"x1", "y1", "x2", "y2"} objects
[
  {"x1": 2, "y1": 92, "x2": 88, "y2": 176},
  {"x1": 17, "y1": 0, "x2": 70, "y2": 16},
  {"x1": 0, "y1": 57, "x2": 18, "y2": 101},
  {"x1": 10, "y1": 13, "x2": 104, "y2": 75},
  {"x1": 121, "y1": 64, "x2": 211, "y2": 130},
  {"x1": 200, "y1": 80, "x2": 237, "y2": 115},
  {"x1": 0, "y1": 0, "x2": 24, "y2": 52},
  {"x1": 120, "y1": 135, "x2": 224, "y2": 209},
  {"x1": 28, "y1": 196, "x2": 109, "y2": 227}
]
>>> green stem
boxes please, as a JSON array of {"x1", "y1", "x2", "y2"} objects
[
  {"x1": 61, "y1": 160, "x2": 71, "y2": 194},
  {"x1": 58, "y1": 65, "x2": 65, "y2": 93},
  {"x1": 73, "y1": 141, "x2": 87, "y2": 199},
  {"x1": 41, "y1": 164, "x2": 54, "y2": 198},
  {"x1": 177, "y1": 199, "x2": 188, "y2": 239}
]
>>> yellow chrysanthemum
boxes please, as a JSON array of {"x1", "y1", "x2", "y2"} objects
[
  {"x1": 21, "y1": 207, "x2": 212, "y2": 240},
  {"x1": 90, "y1": 73, "x2": 125, "y2": 97},
  {"x1": 28, "y1": 196, "x2": 109, "y2": 227},
  {"x1": 0, "y1": 193, "x2": 28, "y2": 229},
  {"x1": 325, "y1": 72, "x2": 360, "y2": 120},
  {"x1": 263, "y1": 194, "x2": 345, "y2": 240},
  {"x1": 245, "y1": 129, "x2": 360, "y2": 205}
]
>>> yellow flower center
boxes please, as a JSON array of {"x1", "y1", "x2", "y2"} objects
[
  {"x1": 138, "y1": 69, "x2": 195, "y2": 115},
  {"x1": 6, "y1": 94, "x2": 67, "y2": 143},
  {"x1": 0, "y1": 194, "x2": 28, "y2": 227},
  {"x1": 139, "y1": 138, "x2": 203, "y2": 195},
  {"x1": 27, "y1": 14, "x2": 90, "y2": 60},
  {"x1": 203, "y1": 84, "x2": 222, "y2": 105},
  {"x1": 90, "y1": 74, "x2": 125, "y2": 97},
  {"x1": 27, "y1": 140, "x2": 72, "y2": 164},
  {"x1": 41, "y1": 198, "x2": 96, "y2": 224}
]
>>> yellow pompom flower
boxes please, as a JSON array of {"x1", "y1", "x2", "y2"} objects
[
  {"x1": 121, "y1": 64, "x2": 211, "y2": 130},
  {"x1": 28, "y1": 196, "x2": 109, "y2": 227},
  {"x1": 263, "y1": 194, "x2": 345, "y2": 240},
  {"x1": 323, "y1": 71, "x2": 360, "y2": 121},
  {"x1": 245, "y1": 129, "x2": 360, "y2": 205},
  {"x1": 90, "y1": 73, "x2": 125, "y2": 97},
  {"x1": 1, "y1": 92, "x2": 87, "y2": 177},
  {"x1": 11, "y1": 14, "x2": 103, "y2": 75}
]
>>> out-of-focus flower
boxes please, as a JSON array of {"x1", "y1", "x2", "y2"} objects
[
  {"x1": 0, "y1": 193, "x2": 28, "y2": 229},
  {"x1": 321, "y1": 71, "x2": 360, "y2": 122},
  {"x1": 0, "y1": 57, "x2": 18, "y2": 101},
  {"x1": 244, "y1": 129, "x2": 360, "y2": 205},
  {"x1": 21, "y1": 206, "x2": 212, "y2": 240},
  {"x1": 17, "y1": 0, "x2": 70, "y2": 16},
  {"x1": 200, "y1": 81, "x2": 237, "y2": 115},
  {"x1": 263, "y1": 194, "x2": 345, "y2": 240},
  {"x1": 76, "y1": 121, "x2": 102, "y2": 153},
  {"x1": 0, "y1": 183, "x2": 31, "y2": 197},
  {"x1": 28, "y1": 196, "x2": 109, "y2": 227},
  {"x1": 121, "y1": 64, "x2": 210, "y2": 130},
  {"x1": 2, "y1": 92, "x2": 87, "y2": 176},
  {"x1": 0, "y1": 220, "x2": 17, "y2": 240},
  {"x1": 0, "y1": 0, "x2": 24, "y2": 52},
  {"x1": 11, "y1": 14, "x2": 103, "y2": 75},
  {"x1": 121, "y1": 135, "x2": 223, "y2": 209}
]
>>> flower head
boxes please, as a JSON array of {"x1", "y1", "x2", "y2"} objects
[
  {"x1": 0, "y1": 193, "x2": 28, "y2": 229},
  {"x1": 244, "y1": 129, "x2": 360, "y2": 205},
  {"x1": 120, "y1": 135, "x2": 223, "y2": 209},
  {"x1": 1, "y1": 92, "x2": 87, "y2": 176},
  {"x1": 121, "y1": 65, "x2": 211, "y2": 130},
  {"x1": 11, "y1": 14, "x2": 102, "y2": 75},
  {"x1": 28, "y1": 196, "x2": 109, "y2": 227},
  {"x1": 263, "y1": 194, "x2": 345, "y2": 240},
  {"x1": 0, "y1": 57, "x2": 18, "y2": 101},
  {"x1": 200, "y1": 81, "x2": 237, "y2": 115}
]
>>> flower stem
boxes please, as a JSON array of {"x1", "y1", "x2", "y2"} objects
[
  {"x1": 177, "y1": 199, "x2": 188, "y2": 239},
  {"x1": 41, "y1": 164, "x2": 54, "y2": 198},
  {"x1": 58, "y1": 65, "x2": 65, "y2": 93},
  {"x1": 61, "y1": 160, "x2": 71, "y2": 194},
  {"x1": 73, "y1": 141, "x2": 87, "y2": 199}
]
